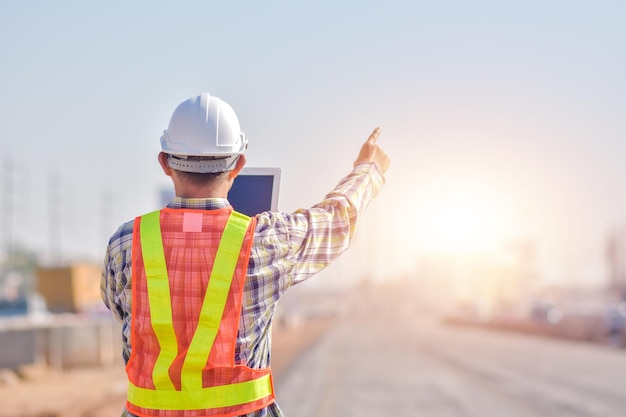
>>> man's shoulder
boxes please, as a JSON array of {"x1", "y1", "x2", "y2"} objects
[{"x1": 107, "y1": 218, "x2": 136, "y2": 250}]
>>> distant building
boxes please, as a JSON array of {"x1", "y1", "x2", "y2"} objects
[
  {"x1": 160, "y1": 185, "x2": 175, "y2": 207},
  {"x1": 36, "y1": 263, "x2": 103, "y2": 314},
  {"x1": 606, "y1": 230, "x2": 626, "y2": 299}
]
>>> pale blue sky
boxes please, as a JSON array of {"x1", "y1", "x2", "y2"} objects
[{"x1": 1, "y1": 1, "x2": 626, "y2": 285}]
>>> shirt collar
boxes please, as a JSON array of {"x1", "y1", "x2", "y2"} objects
[{"x1": 166, "y1": 197, "x2": 231, "y2": 211}]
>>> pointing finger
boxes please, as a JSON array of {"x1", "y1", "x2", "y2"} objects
[{"x1": 367, "y1": 127, "x2": 381, "y2": 144}]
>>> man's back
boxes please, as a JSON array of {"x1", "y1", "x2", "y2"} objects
[{"x1": 101, "y1": 92, "x2": 390, "y2": 417}]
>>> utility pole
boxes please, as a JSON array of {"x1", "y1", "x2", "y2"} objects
[
  {"x1": 3, "y1": 156, "x2": 15, "y2": 275},
  {"x1": 48, "y1": 169, "x2": 61, "y2": 265},
  {"x1": 100, "y1": 187, "x2": 113, "y2": 256}
]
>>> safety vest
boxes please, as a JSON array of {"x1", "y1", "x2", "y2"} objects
[{"x1": 126, "y1": 208, "x2": 275, "y2": 417}]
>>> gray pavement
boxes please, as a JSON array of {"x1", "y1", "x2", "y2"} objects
[{"x1": 274, "y1": 310, "x2": 626, "y2": 417}]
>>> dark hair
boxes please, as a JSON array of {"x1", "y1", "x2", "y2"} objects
[{"x1": 175, "y1": 169, "x2": 229, "y2": 187}]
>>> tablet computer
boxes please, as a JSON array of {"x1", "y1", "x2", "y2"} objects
[{"x1": 228, "y1": 167, "x2": 281, "y2": 216}]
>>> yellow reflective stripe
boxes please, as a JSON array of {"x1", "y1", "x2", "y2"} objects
[
  {"x1": 129, "y1": 373, "x2": 271, "y2": 410},
  {"x1": 140, "y1": 210, "x2": 177, "y2": 391},
  {"x1": 181, "y1": 211, "x2": 251, "y2": 390}
]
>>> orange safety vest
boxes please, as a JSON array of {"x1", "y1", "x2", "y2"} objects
[{"x1": 126, "y1": 208, "x2": 275, "y2": 417}]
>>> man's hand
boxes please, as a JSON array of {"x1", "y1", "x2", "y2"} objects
[{"x1": 353, "y1": 127, "x2": 390, "y2": 174}]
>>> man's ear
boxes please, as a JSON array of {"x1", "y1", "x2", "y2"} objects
[
  {"x1": 229, "y1": 154, "x2": 247, "y2": 180},
  {"x1": 158, "y1": 152, "x2": 173, "y2": 177}
]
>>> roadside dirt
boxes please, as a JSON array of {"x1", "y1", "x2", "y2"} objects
[{"x1": 0, "y1": 319, "x2": 332, "y2": 417}]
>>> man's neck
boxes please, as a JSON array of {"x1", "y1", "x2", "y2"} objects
[{"x1": 173, "y1": 181, "x2": 231, "y2": 199}]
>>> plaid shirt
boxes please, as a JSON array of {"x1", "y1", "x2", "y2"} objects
[{"x1": 101, "y1": 162, "x2": 385, "y2": 417}]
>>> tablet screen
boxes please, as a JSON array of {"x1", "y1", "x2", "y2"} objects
[{"x1": 228, "y1": 167, "x2": 281, "y2": 216}]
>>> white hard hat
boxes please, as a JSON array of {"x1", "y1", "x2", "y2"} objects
[{"x1": 160, "y1": 93, "x2": 247, "y2": 173}]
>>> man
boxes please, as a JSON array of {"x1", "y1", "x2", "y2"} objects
[{"x1": 101, "y1": 92, "x2": 390, "y2": 417}]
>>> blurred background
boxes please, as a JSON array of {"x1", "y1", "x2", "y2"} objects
[{"x1": 1, "y1": 1, "x2": 625, "y2": 416}]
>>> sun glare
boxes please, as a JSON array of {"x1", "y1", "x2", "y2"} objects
[{"x1": 417, "y1": 185, "x2": 513, "y2": 256}]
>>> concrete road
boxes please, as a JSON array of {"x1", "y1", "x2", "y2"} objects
[{"x1": 274, "y1": 311, "x2": 626, "y2": 417}]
